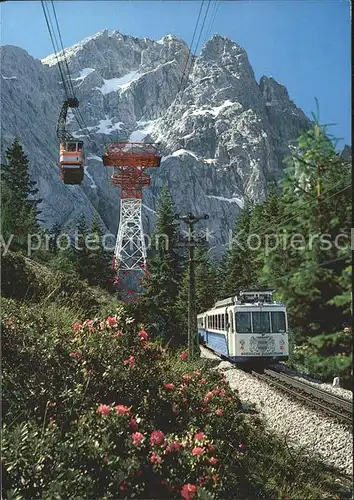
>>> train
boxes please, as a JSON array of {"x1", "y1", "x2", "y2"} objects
[{"x1": 197, "y1": 289, "x2": 289, "y2": 365}]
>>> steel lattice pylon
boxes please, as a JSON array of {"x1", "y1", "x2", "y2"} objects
[
  {"x1": 103, "y1": 142, "x2": 161, "y2": 301},
  {"x1": 115, "y1": 198, "x2": 146, "y2": 270}
]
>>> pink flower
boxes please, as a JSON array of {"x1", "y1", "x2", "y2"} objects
[
  {"x1": 215, "y1": 408, "x2": 224, "y2": 416},
  {"x1": 149, "y1": 430, "x2": 165, "y2": 446},
  {"x1": 131, "y1": 432, "x2": 144, "y2": 445},
  {"x1": 182, "y1": 374, "x2": 191, "y2": 382},
  {"x1": 129, "y1": 417, "x2": 138, "y2": 430},
  {"x1": 181, "y1": 483, "x2": 197, "y2": 500},
  {"x1": 138, "y1": 329, "x2": 148, "y2": 341},
  {"x1": 83, "y1": 319, "x2": 94, "y2": 329},
  {"x1": 212, "y1": 474, "x2": 220, "y2": 484},
  {"x1": 198, "y1": 476, "x2": 207, "y2": 487},
  {"x1": 124, "y1": 356, "x2": 135, "y2": 368},
  {"x1": 204, "y1": 391, "x2": 213, "y2": 403},
  {"x1": 150, "y1": 452, "x2": 162, "y2": 465},
  {"x1": 165, "y1": 441, "x2": 183, "y2": 453},
  {"x1": 164, "y1": 383, "x2": 175, "y2": 390},
  {"x1": 194, "y1": 432, "x2": 205, "y2": 441},
  {"x1": 100, "y1": 321, "x2": 106, "y2": 330},
  {"x1": 179, "y1": 351, "x2": 188, "y2": 360},
  {"x1": 194, "y1": 370, "x2": 201, "y2": 377},
  {"x1": 119, "y1": 480, "x2": 127, "y2": 491},
  {"x1": 112, "y1": 329, "x2": 123, "y2": 338},
  {"x1": 97, "y1": 404, "x2": 111, "y2": 416},
  {"x1": 73, "y1": 322, "x2": 82, "y2": 331},
  {"x1": 227, "y1": 396, "x2": 232, "y2": 401},
  {"x1": 106, "y1": 315, "x2": 117, "y2": 327},
  {"x1": 114, "y1": 405, "x2": 130, "y2": 416},
  {"x1": 180, "y1": 384, "x2": 187, "y2": 391},
  {"x1": 238, "y1": 443, "x2": 246, "y2": 452},
  {"x1": 183, "y1": 398, "x2": 188, "y2": 404},
  {"x1": 200, "y1": 378, "x2": 207, "y2": 384},
  {"x1": 209, "y1": 456, "x2": 218, "y2": 465},
  {"x1": 69, "y1": 352, "x2": 83, "y2": 359},
  {"x1": 192, "y1": 447, "x2": 204, "y2": 456}
]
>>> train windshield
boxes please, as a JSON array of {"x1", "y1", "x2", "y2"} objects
[
  {"x1": 236, "y1": 311, "x2": 286, "y2": 333},
  {"x1": 271, "y1": 311, "x2": 286, "y2": 333},
  {"x1": 235, "y1": 312, "x2": 252, "y2": 333},
  {"x1": 252, "y1": 312, "x2": 270, "y2": 333}
]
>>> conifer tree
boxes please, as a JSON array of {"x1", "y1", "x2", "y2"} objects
[
  {"x1": 48, "y1": 221, "x2": 62, "y2": 254},
  {"x1": 260, "y1": 116, "x2": 351, "y2": 338},
  {"x1": 0, "y1": 138, "x2": 41, "y2": 251},
  {"x1": 137, "y1": 184, "x2": 185, "y2": 343},
  {"x1": 85, "y1": 216, "x2": 114, "y2": 289},
  {"x1": 176, "y1": 246, "x2": 219, "y2": 332},
  {"x1": 220, "y1": 200, "x2": 256, "y2": 298}
]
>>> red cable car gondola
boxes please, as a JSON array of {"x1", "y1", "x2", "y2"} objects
[{"x1": 57, "y1": 97, "x2": 84, "y2": 185}]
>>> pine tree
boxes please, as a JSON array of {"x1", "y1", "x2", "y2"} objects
[
  {"x1": 137, "y1": 184, "x2": 185, "y2": 343},
  {"x1": 260, "y1": 116, "x2": 351, "y2": 338},
  {"x1": 85, "y1": 216, "x2": 114, "y2": 289},
  {"x1": 0, "y1": 138, "x2": 41, "y2": 251},
  {"x1": 220, "y1": 200, "x2": 257, "y2": 298},
  {"x1": 48, "y1": 221, "x2": 62, "y2": 254},
  {"x1": 70, "y1": 214, "x2": 90, "y2": 280},
  {"x1": 176, "y1": 246, "x2": 219, "y2": 333}
]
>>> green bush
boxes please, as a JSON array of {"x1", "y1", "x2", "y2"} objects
[{"x1": 2, "y1": 299, "x2": 349, "y2": 500}]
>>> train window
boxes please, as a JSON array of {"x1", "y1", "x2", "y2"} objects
[
  {"x1": 77, "y1": 142, "x2": 83, "y2": 151},
  {"x1": 235, "y1": 312, "x2": 252, "y2": 333},
  {"x1": 221, "y1": 315, "x2": 225, "y2": 329},
  {"x1": 217, "y1": 315, "x2": 220, "y2": 329},
  {"x1": 67, "y1": 142, "x2": 76, "y2": 152},
  {"x1": 252, "y1": 312, "x2": 270, "y2": 334},
  {"x1": 271, "y1": 312, "x2": 286, "y2": 333}
]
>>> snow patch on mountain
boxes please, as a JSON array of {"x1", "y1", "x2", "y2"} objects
[
  {"x1": 2, "y1": 75, "x2": 17, "y2": 80},
  {"x1": 161, "y1": 149, "x2": 199, "y2": 162},
  {"x1": 207, "y1": 195, "x2": 244, "y2": 209},
  {"x1": 73, "y1": 68, "x2": 95, "y2": 81},
  {"x1": 96, "y1": 71, "x2": 142, "y2": 95},
  {"x1": 87, "y1": 118, "x2": 124, "y2": 134},
  {"x1": 84, "y1": 166, "x2": 97, "y2": 189},
  {"x1": 189, "y1": 100, "x2": 235, "y2": 118}
]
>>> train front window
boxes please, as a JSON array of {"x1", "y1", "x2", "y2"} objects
[
  {"x1": 271, "y1": 312, "x2": 286, "y2": 333},
  {"x1": 77, "y1": 142, "x2": 83, "y2": 151},
  {"x1": 252, "y1": 312, "x2": 270, "y2": 333},
  {"x1": 235, "y1": 312, "x2": 252, "y2": 333}
]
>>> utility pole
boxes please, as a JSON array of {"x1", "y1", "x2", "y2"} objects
[{"x1": 174, "y1": 213, "x2": 209, "y2": 361}]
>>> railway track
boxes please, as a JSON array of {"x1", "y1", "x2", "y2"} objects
[
  {"x1": 201, "y1": 344, "x2": 353, "y2": 427},
  {"x1": 252, "y1": 369, "x2": 353, "y2": 427}
]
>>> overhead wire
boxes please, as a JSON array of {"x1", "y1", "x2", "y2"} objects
[
  {"x1": 243, "y1": 179, "x2": 352, "y2": 244},
  {"x1": 42, "y1": 0, "x2": 96, "y2": 144},
  {"x1": 177, "y1": 0, "x2": 206, "y2": 96}
]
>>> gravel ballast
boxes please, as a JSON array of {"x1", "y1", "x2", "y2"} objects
[{"x1": 200, "y1": 346, "x2": 353, "y2": 476}]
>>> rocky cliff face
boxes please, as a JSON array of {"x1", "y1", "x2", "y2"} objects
[{"x1": 1, "y1": 30, "x2": 312, "y2": 255}]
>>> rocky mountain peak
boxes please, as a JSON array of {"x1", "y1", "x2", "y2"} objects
[{"x1": 1, "y1": 30, "x2": 312, "y2": 256}]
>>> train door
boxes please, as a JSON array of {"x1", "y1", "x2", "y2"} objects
[{"x1": 226, "y1": 306, "x2": 236, "y2": 356}]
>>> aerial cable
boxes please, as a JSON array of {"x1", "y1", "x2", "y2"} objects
[
  {"x1": 50, "y1": 0, "x2": 76, "y2": 98},
  {"x1": 251, "y1": 254, "x2": 351, "y2": 291},
  {"x1": 180, "y1": 0, "x2": 213, "y2": 96},
  {"x1": 177, "y1": 0, "x2": 206, "y2": 97},
  {"x1": 247, "y1": 180, "x2": 352, "y2": 243},
  {"x1": 41, "y1": 0, "x2": 70, "y2": 98},
  {"x1": 49, "y1": 1, "x2": 96, "y2": 143},
  {"x1": 203, "y1": 0, "x2": 220, "y2": 46}
]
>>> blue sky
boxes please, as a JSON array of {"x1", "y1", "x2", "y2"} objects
[{"x1": 1, "y1": 0, "x2": 351, "y2": 147}]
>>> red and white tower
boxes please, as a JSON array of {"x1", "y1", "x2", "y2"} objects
[{"x1": 103, "y1": 142, "x2": 161, "y2": 300}]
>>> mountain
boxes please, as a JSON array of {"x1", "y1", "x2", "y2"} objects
[{"x1": 1, "y1": 30, "x2": 313, "y2": 255}]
